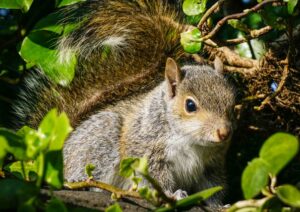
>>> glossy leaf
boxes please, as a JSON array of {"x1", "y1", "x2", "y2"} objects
[
  {"x1": 176, "y1": 186, "x2": 223, "y2": 208},
  {"x1": 185, "y1": 14, "x2": 202, "y2": 25},
  {"x1": 259, "y1": 132, "x2": 299, "y2": 175},
  {"x1": 0, "y1": 128, "x2": 27, "y2": 160},
  {"x1": 119, "y1": 157, "x2": 139, "y2": 178},
  {"x1": 134, "y1": 157, "x2": 148, "y2": 175},
  {"x1": 24, "y1": 129, "x2": 46, "y2": 159},
  {"x1": 0, "y1": 0, "x2": 33, "y2": 12},
  {"x1": 105, "y1": 203, "x2": 123, "y2": 212},
  {"x1": 4, "y1": 160, "x2": 38, "y2": 181},
  {"x1": 56, "y1": 0, "x2": 86, "y2": 8},
  {"x1": 138, "y1": 187, "x2": 152, "y2": 200},
  {"x1": 276, "y1": 185, "x2": 300, "y2": 208},
  {"x1": 180, "y1": 28, "x2": 202, "y2": 54},
  {"x1": 85, "y1": 163, "x2": 95, "y2": 178},
  {"x1": 287, "y1": 0, "x2": 298, "y2": 14},
  {"x1": 38, "y1": 109, "x2": 72, "y2": 151},
  {"x1": 44, "y1": 151, "x2": 64, "y2": 189},
  {"x1": 0, "y1": 136, "x2": 8, "y2": 168},
  {"x1": 183, "y1": 0, "x2": 207, "y2": 16},
  {"x1": 19, "y1": 31, "x2": 77, "y2": 86},
  {"x1": 242, "y1": 158, "x2": 269, "y2": 199}
]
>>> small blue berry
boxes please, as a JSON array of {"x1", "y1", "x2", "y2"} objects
[{"x1": 270, "y1": 81, "x2": 278, "y2": 92}]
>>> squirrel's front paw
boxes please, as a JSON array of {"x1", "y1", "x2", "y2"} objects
[{"x1": 172, "y1": 189, "x2": 188, "y2": 200}]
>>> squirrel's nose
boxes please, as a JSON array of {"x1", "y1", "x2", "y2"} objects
[{"x1": 217, "y1": 127, "x2": 231, "y2": 141}]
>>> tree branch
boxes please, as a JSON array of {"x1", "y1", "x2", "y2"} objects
[
  {"x1": 64, "y1": 180, "x2": 141, "y2": 199},
  {"x1": 197, "y1": 0, "x2": 226, "y2": 29},
  {"x1": 255, "y1": 20, "x2": 293, "y2": 111},
  {"x1": 223, "y1": 26, "x2": 273, "y2": 45},
  {"x1": 201, "y1": 0, "x2": 280, "y2": 41}
]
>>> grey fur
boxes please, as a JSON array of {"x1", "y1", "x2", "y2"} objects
[{"x1": 63, "y1": 63, "x2": 235, "y2": 207}]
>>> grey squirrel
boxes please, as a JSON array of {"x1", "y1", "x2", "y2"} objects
[
  {"x1": 63, "y1": 57, "x2": 235, "y2": 207},
  {"x1": 12, "y1": 0, "x2": 235, "y2": 208}
]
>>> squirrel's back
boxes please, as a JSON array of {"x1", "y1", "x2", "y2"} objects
[{"x1": 12, "y1": 0, "x2": 186, "y2": 128}]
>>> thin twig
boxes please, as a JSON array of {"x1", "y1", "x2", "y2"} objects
[
  {"x1": 201, "y1": 0, "x2": 279, "y2": 41},
  {"x1": 242, "y1": 94, "x2": 266, "y2": 102},
  {"x1": 223, "y1": 26, "x2": 272, "y2": 45},
  {"x1": 255, "y1": 63, "x2": 289, "y2": 111},
  {"x1": 64, "y1": 180, "x2": 141, "y2": 199},
  {"x1": 255, "y1": 20, "x2": 293, "y2": 111},
  {"x1": 269, "y1": 175, "x2": 277, "y2": 194},
  {"x1": 197, "y1": 0, "x2": 226, "y2": 29}
]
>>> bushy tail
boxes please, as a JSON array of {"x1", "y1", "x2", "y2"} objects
[{"x1": 12, "y1": 0, "x2": 187, "y2": 128}]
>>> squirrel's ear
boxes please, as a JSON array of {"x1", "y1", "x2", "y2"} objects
[
  {"x1": 214, "y1": 56, "x2": 224, "y2": 74},
  {"x1": 165, "y1": 57, "x2": 181, "y2": 98}
]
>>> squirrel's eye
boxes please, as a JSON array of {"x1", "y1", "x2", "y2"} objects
[{"x1": 185, "y1": 99, "x2": 197, "y2": 113}]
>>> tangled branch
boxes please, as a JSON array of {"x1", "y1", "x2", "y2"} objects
[
  {"x1": 200, "y1": 0, "x2": 280, "y2": 42},
  {"x1": 223, "y1": 26, "x2": 273, "y2": 45}
]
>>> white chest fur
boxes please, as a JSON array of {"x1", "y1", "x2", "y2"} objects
[{"x1": 165, "y1": 134, "x2": 209, "y2": 187}]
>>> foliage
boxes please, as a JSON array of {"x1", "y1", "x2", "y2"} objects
[
  {"x1": 181, "y1": 0, "x2": 300, "y2": 56},
  {"x1": 0, "y1": 0, "x2": 300, "y2": 211},
  {"x1": 0, "y1": 109, "x2": 72, "y2": 211},
  {"x1": 229, "y1": 133, "x2": 300, "y2": 211}
]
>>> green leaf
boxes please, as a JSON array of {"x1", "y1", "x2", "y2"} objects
[
  {"x1": 0, "y1": 0, "x2": 33, "y2": 12},
  {"x1": 38, "y1": 109, "x2": 72, "y2": 152},
  {"x1": 287, "y1": 0, "x2": 298, "y2": 14},
  {"x1": 85, "y1": 163, "x2": 95, "y2": 178},
  {"x1": 17, "y1": 126, "x2": 34, "y2": 137},
  {"x1": 119, "y1": 157, "x2": 139, "y2": 178},
  {"x1": 44, "y1": 151, "x2": 64, "y2": 189},
  {"x1": 138, "y1": 187, "x2": 152, "y2": 200},
  {"x1": 56, "y1": 0, "x2": 86, "y2": 8},
  {"x1": 180, "y1": 28, "x2": 202, "y2": 54},
  {"x1": 242, "y1": 158, "x2": 269, "y2": 199},
  {"x1": 24, "y1": 128, "x2": 46, "y2": 159},
  {"x1": 105, "y1": 203, "x2": 123, "y2": 212},
  {"x1": 0, "y1": 136, "x2": 8, "y2": 159},
  {"x1": 0, "y1": 179, "x2": 38, "y2": 210},
  {"x1": 46, "y1": 197, "x2": 67, "y2": 212},
  {"x1": 134, "y1": 157, "x2": 148, "y2": 175},
  {"x1": 0, "y1": 128, "x2": 27, "y2": 160},
  {"x1": 176, "y1": 186, "x2": 223, "y2": 208},
  {"x1": 185, "y1": 14, "x2": 202, "y2": 25},
  {"x1": 4, "y1": 160, "x2": 38, "y2": 181},
  {"x1": 0, "y1": 136, "x2": 8, "y2": 168},
  {"x1": 183, "y1": 0, "x2": 207, "y2": 16},
  {"x1": 259, "y1": 132, "x2": 299, "y2": 175},
  {"x1": 276, "y1": 185, "x2": 300, "y2": 208},
  {"x1": 19, "y1": 31, "x2": 77, "y2": 86}
]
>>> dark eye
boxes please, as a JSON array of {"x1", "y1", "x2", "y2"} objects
[{"x1": 185, "y1": 98, "x2": 197, "y2": 113}]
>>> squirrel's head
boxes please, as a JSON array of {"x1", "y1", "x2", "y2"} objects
[{"x1": 164, "y1": 57, "x2": 235, "y2": 146}]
